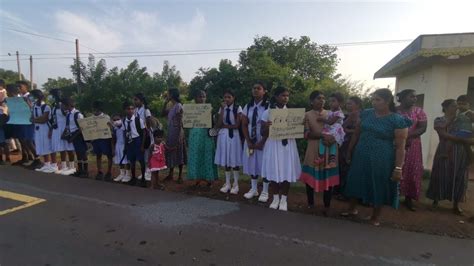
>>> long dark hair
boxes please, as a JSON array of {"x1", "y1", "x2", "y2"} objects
[
  {"x1": 441, "y1": 99, "x2": 456, "y2": 113},
  {"x1": 134, "y1": 92, "x2": 148, "y2": 108},
  {"x1": 247, "y1": 82, "x2": 269, "y2": 110},
  {"x1": 309, "y1": 90, "x2": 322, "y2": 101},
  {"x1": 49, "y1": 88, "x2": 62, "y2": 102},
  {"x1": 270, "y1": 86, "x2": 289, "y2": 108},
  {"x1": 168, "y1": 88, "x2": 181, "y2": 103},
  {"x1": 348, "y1": 96, "x2": 363, "y2": 110},
  {"x1": 373, "y1": 88, "x2": 396, "y2": 112},
  {"x1": 396, "y1": 89, "x2": 416, "y2": 103},
  {"x1": 30, "y1": 89, "x2": 44, "y2": 102}
]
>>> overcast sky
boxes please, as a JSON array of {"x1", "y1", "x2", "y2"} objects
[{"x1": 1, "y1": 0, "x2": 473, "y2": 90}]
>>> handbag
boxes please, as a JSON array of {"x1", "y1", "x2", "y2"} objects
[{"x1": 207, "y1": 127, "x2": 219, "y2": 138}]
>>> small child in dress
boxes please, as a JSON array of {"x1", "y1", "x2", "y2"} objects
[
  {"x1": 316, "y1": 92, "x2": 345, "y2": 169},
  {"x1": 111, "y1": 114, "x2": 131, "y2": 182},
  {"x1": 148, "y1": 129, "x2": 167, "y2": 189}
]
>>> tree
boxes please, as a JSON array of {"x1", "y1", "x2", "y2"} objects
[
  {"x1": 42, "y1": 77, "x2": 75, "y2": 95},
  {"x1": 69, "y1": 56, "x2": 185, "y2": 116},
  {"x1": 0, "y1": 68, "x2": 27, "y2": 86}
]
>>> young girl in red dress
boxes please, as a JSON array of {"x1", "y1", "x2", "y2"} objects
[{"x1": 148, "y1": 129, "x2": 167, "y2": 189}]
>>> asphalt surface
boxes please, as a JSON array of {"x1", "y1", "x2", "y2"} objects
[{"x1": 0, "y1": 166, "x2": 473, "y2": 266}]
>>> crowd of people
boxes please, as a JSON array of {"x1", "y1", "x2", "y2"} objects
[{"x1": 0, "y1": 79, "x2": 472, "y2": 226}]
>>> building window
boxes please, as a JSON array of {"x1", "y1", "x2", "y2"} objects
[{"x1": 416, "y1": 94, "x2": 425, "y2": 108}]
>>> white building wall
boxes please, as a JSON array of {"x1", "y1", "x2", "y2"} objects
[{"x1": 395, "y1": 62, "x2": 474, "y2": 169}]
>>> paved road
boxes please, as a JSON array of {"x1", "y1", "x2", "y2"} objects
[{"x1": 0, "y1": 166, "x2": 473, "y2": 266}]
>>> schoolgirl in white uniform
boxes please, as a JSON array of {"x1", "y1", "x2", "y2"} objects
[
  {"x1": 31, "y1": 90, "x2": 55, "y2": 173},
  {"x1": 260, "y1": 86, "x2": 302, "y2": 211},
  {"x1": 48, "y1": 89, "x2": 75, "y2": 175},
  {"x1": 112, "y1": 114, "x2": 131, "y2": 182},
  {"x1": 215, "y1": 90, "x2": 243, "y2": 194},
  {"x1": 242, "y1": 82, "x2": 271, "y2": 202}
]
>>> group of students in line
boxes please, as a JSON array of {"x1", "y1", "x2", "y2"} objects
[{"x1": 0, "y1": 79, "x2": 472, "y2": 226}]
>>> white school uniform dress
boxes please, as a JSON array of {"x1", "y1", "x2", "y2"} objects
[
  {"x1": 214, "y1": 104, "x2": 243, "y2": 167},
  {"x1": 242, "y1": 100, "x2": 267, "y2": 176},
  {"x1": 113, "y1": 125, "x2": 128, "y2": 164},
  {"x1": 50, "y1": 103, "x2": 74, "y2": 152},
  {"x1": 260, "y1": 106, "x2": 301, "y2": 183},
  {"x1": 33, "y1": 102, "x2": 52, "y2": 156}
]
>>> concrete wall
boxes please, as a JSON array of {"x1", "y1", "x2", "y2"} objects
[{"x1": 396, "y1": 62, "x2": 474, "y2": 169}]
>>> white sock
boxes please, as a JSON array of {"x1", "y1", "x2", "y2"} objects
[
  {"x1": 273, "y1": 194, "x2": 280, "y2": 202},
  {"x1": 251, "y1": 179, "x2": 258, "y2": 191},
  {"x1": 224, "y1": 171, "x2": 231, "y2": 186},
  {"x1": 44, "y1": 162, "x2": 51, "y2": 167},
  {"x1": 120, "y1": 169, "x2": 125, "y2": 176},
  {"x1": 61, "y1": 161, "x2": 67, "y2": 169},
  {"x1": 125, "y1": 170, "x2": 130, "y2": 176},
  {"x1": 262, "y1": 181, "x2": 269, "y2": 194},
  {"x1": 232, "y1": 170, "x2": 239, "y2": 186},
  {"x1": 68, "y1": 161, "x2": 75, "y2": 169},
  {"x1": 281, "y1": 195, "x2": 287, "y2": 203}
]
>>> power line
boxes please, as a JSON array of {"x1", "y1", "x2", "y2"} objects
[
  {"x1": 2, "y1": 29, "x2": 412, "y2": 58},
  {"x1": 0, "y1": 50, "x2": 244, "y2": 62},
  {"x1": 5, "y1": 28, "x2": 74, "y2": 44}
]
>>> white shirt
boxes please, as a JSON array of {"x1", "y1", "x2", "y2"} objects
[
  {"x1": 243, "y1": 100, "x2": 266, "y2": 139},
  {"x1": 33, "y1": 102, "x2": 51, "y2": 125},
  {"x1": 67, "y1": 108, "x2": 84, "y2": 132},
  {"x1": 135, "y1": 106, "x2": 151, "y2": 122},
  {"x1": 123, "y1": 115, "x2": 145, "y2": 139},
  {"x1": 218, "y1": 104, "x2": 242, "y2": 126}
]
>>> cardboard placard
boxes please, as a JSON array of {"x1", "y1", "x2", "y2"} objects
[
  {"x1": 269, "y1": 108, "x2": 305, "y2": 139},
  {"x1": 78, "y1": 116, "x2": 112, "y2": 141},
  {"x1": 183, "y1": 104, "x2": 212, "y2": 128}
]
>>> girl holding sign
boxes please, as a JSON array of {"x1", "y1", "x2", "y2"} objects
[
  {"x1": 260, "y1": 86, "x2": 301, "y2": 211},
  {"x1": 215, "y1": 90, "x2": 243, "y2": 194},
  {"x1": 187, "y1": 90, "x2": 218, "y2": 188},
  {"x1": 242, "y1": 82, "x2": 270, "y2": 202}
]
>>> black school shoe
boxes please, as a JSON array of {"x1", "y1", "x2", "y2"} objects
[
  {"x1": 104, "y1": 172, "x2": 112, "y2": 182},
  {"x1": 29, "y1": 159, "x2": 43, "y2": 170},
  {"x1": 12, "y1": 159, "x2": 27, "y2": 166},
  {"x1": 95, "y1": 172, "x2": 104, "y2": 180},
  {"x1": 139, "y1": 179, "x2": 147, "y2": 188}
]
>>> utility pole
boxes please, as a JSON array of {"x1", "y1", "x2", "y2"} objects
[
  {"x1": 75, "y1": 39, "x2": 81, "y2": 94},
  {"x1": 29, "y1": 55, "x2": 33, "y2": 90},
  {"x1": 16, "y1": 51, "x2": 21, "y2": 80}
]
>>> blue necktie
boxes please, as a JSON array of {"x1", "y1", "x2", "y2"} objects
[{"x1": 226, "y1": 108, "x2": 233, "y2": 138}]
